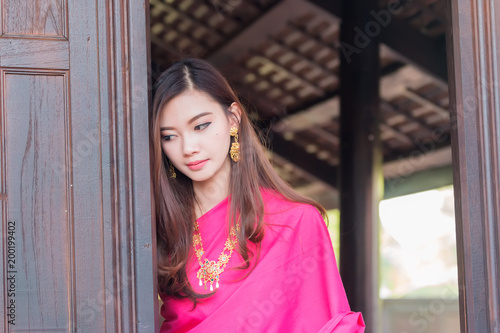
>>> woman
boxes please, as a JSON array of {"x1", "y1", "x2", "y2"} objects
[{"x1": 151, "y1": 58, "x2": 365, "y2": 332}]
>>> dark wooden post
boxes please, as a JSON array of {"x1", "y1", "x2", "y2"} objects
[
  {"x1": 339, "y1": 0, "x2": 382, "y2": 331},
  {"x1": 445, "y1": 0, "x2": 500, "y2": 331}
]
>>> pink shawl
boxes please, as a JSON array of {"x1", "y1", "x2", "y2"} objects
[{"x1": 160, "y1": 188, "x2": 365, "y2": 332}]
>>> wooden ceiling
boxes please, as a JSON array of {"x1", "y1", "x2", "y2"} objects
[{"x1": 149, "y1": 0, "x2": 451, "y2": 209}]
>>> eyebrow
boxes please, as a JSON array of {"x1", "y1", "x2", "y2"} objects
[{"x1": 160, "y1": 112, "x2": 212, "y2": 131}]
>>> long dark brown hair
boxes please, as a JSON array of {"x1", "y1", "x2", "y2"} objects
[{"x1": 151, "y1": 58, "x2": 326, "y2": 303}]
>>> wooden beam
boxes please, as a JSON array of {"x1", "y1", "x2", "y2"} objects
[
  {"x1": 286, "y1": 21, "x2": 340, "y2": 58},
  {"x1": 381, "y1": 99, "x2": 435, "y2": 133},
  {"x1": 263, "y1": 129, "x2": 339, "y2": 189},
  {"x1": 310, "y1": 0, "x2": 448, "y2": 82},
  {"x1": 312, "y1": 125, "x2": 340, "y2": 146},
  {"x1": 308, "y1": 0, "x2": 342, "y2": 20},
  {"x1": 380, "y1": 122, "x2": 413, "y2": 146},
  {"x1": 445, "y1": 0, "x2": 500, "y2": 331},
  {"x1": 270, "y1": 152, "x2": 336, "y2": 190},
  {"x1": 403, "y1": 88, "x2": 449, "y2": 120},
  {"x1": 194, "y1": 0, "x2": 241, "y2": 27},
  {"x1": 383, "y1": 146, "x2": 452, "y2": 179},
  {"x1": 382, "y1": 17, "x2": 448, "y2": 82},
  {"x1": 255, "y1": 116, "x2": 339, "y2": 189},
  {"x1": 238, "y1": 0, "x2": 261, "y2": 13},
  {"x1": 207, "y1": 0, "x2": 338, "y2": 68},
  {"x1": 384, "y1": 165, "x2": 453, "y2": 199},
  {"x1": 150, "y1": 36, "x2": 194, "y2": 60},
  {"x1": 283, "y1": 60, "x2": 404, "y2": 117},
  {"x1": 150, "y1": 1, "x2": 225, "y2": 42},
  {"x1": 268, "y1": 35, "x2": 339, "y2": 78},
  {"x1": 247, "y1": 52, "x2": 325, "y2": 97}
]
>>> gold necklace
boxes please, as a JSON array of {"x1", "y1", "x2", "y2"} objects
[{"x1": 192, "y1": 221, "x2": 238, "y2": 291}]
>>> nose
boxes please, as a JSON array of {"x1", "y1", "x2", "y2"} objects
[{"x1": 182, "y1": 134, "x2": 200, "y2": 157}]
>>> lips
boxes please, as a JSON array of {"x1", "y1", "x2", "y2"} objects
[{"x1": 186, "y1": 159, "x2": 208, "y2": 170}]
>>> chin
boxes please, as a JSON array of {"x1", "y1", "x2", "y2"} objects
[
  {"x1": 190, "y1": 176, "x2": 211, "y2": 183},
  {"x1": 185, "y1": 171, "x2": 213, "y2": 183}
]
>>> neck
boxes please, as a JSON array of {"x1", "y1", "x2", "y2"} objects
[{"x1": 193, "y1": 159, "x2": 231, "y2": 219}]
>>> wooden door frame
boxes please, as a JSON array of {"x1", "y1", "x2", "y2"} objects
[
  {"x1": 105, "y1": 0, "x2": 159, "y2": 331},
  {"x1": 445, "y1": 0, "x2": 500, "y2": 331}
]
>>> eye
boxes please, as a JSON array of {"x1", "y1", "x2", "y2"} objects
[
  {"x1": 195, "y1": 122, "x2": 211, "y2": 131},
  {"x1": 162, "y1": 134, "x2": 174, "y2": 141}
]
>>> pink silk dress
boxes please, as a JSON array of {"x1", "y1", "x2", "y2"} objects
[{"x1": 160, "y1": 188, "x2": 365, "y2": 332}]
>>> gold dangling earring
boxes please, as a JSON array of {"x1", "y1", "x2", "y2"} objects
[
  {"x1": 229, "y1": 127, "x2": 240, "y2": 162},
  {"x1": 169, "y1": 161, "x2": 176, "y2": 179}
]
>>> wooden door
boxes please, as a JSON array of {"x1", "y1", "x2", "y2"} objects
[{"x1": 0, "y1": 1, "x2": 157, "y2": 332}]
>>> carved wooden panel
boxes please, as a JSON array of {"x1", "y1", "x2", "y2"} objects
[
  {"x1": 2, "y1": 0, "x2": 67, "y2": 38},
  {"x1": 0, "y1": 39, "x2": 69, "y2": 69},
  {"x1": 0, "y1": 70, "x2": 72, "y2": 330}
]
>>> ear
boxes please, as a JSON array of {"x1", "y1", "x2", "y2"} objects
[{"x1": 228, "y1": 102, "x2": 242, "y2": 128}]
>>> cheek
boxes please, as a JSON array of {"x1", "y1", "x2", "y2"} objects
[
  {"x1": 161, "y1": 143, "x2": 175, "y2": 160},
  {"x1": 161, "y1": 147, "x2": 170, "y2": 161}
]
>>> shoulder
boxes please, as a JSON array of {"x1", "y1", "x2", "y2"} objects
[
  {"x1": 261, "y1": 187, "x2": 323, "y2": 216},
  {"x1": 260, "y1": 187, "x2": 326, "y2": 231},
  {"x1": 259, "y1": 188, "x2": 333, "y2": 261}
]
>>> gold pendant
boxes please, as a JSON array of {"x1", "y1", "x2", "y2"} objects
[
  {"x1": 197, "y1": 259, "x2": 222, "y2": 291},
  {"x1": 193, "y1": 223, "x2": 238, "y2": 291}
]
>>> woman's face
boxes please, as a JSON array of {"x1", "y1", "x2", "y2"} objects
[{"x1": 159, "y1": 90, "x2": 238, "y2": 185}]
